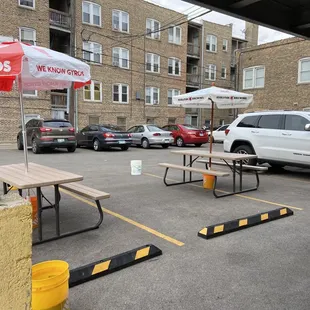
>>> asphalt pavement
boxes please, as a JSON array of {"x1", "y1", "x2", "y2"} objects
[{"x1": 0, "y1": 143, "x2": 309, "y2": 310}]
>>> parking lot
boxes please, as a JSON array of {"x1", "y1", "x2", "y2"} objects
[{"x1": 1, "y1": 144, "x2": 310, "y2": 310}]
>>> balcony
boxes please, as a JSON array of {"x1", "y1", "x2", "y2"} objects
[
  {"x1": 49, "y1": 9, "x2": 71, "y2": 30},
  {"x1": 187, "y1": 43, "x2": 200, "y2": 58},
  {"x1": 51, "y1": 92, "x2": 67, "y2": 110},
  {"x1": 186, "y1": 74, "x2": 200, "y2": 87}
]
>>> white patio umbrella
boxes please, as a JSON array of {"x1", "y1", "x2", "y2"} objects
[
  {"x1": 0, "y1": 41, "x2": 91, "y2": 173},
  {"x1": 172, "y1": 85, "x2": 254, "y2": 167}
]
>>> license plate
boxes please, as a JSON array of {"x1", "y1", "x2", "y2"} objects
[
  {"x1": 164, "y1": 139, "x2": 170, "y2": 143},
  {"x1": 58, "y1": 139, "x2": 65, "y2": 142},
  {"x1": 199, "y1": 133, "x2": 204, "y2": 136},
  {"x1": 119, "y1": 141, "x2": 126, "y2": 144}
]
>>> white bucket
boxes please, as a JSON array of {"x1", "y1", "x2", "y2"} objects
[{"x1": 131, "y1": 160, "x2": 142, "y2": 176}]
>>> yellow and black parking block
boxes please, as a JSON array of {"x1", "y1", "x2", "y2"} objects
[
  {"x1": 69, "y1": 244, "x2": 162, "y2": 288},
  {"x1": 198, "y1": 207, "x2": 294, "y2": 240}
]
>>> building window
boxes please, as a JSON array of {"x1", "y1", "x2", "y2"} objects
[
  {"x1": 168, "y1": 58, "x2": 181, "y2": 76},
  {"x1": 146, "y1": 19, "x2": 160, "y2": 40},
  {"x1": 82, "y1": 1, "x2": 101, "y2": 27},
  {"x1": 205, "y1": 64, "x2": 216, "y2": 81},
  {"x1": 146, "y1": 87, "x2": 159, "y2": 105},
  {"x1": 19, "y1": 27, "x2": 36, "y2": 45},
  {"x1": 83, "y1": 41, "x2": 102, "y2": 64},
  {"x1": 19, "y1": 0, "x2": 35, "y2": 9},
  {"x1": 146, "y1": 53, "x2": 160, "y2": 73},
  {"x1": 112, "y1": 47, "x2": 129, "y2": 69},
  {"x1": 298, "y1": 58, "x2": 310, "y2": 84},
  {"x1": 221, "y1": 66, "x2": 227, "y2": 79},
  {"x1": 146, "y1": 117, "x2": 155, "y2": 124},
  {"x1": 168, "y1": 89, "x2": 180, "y2": 105},
  {"x1": 84, "y1": 80, "x2": 102, "y2": 102},
  {"x1": 168, "y1": 118, "x2": 176, "y2": 124},
  {"x1": 89, "y1": 115, "x2": 99, "y2": 124},
  {"x1": 168, "y1": 25, "x2": 181, "y2": 44},
  {"x1": 113, "y1": 84, "x2": 129, "y2": 104},
  {"x1": 23, "y1": 90, "x2": 37, "y2": 97},
  {"x1": 112, "y1": 10, "x2": 129, "y2": 33},
  {"x1": 243, "y1": 66, "x2": 265, "y2": 89},
  {"x1": 223, "y1": 39, "x2": 228, "y2": 52},
  {"x1": 206, "y1": 35, "x2": 217, "y2": 52}
]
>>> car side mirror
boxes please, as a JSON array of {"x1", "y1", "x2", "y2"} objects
[{"x1": 305, "y1": 124, "x2": 310, "y2": 131}]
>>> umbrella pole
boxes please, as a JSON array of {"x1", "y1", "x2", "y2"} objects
[
  {"x1": 208, "y1": 99, "x2": 215, "y2": 169},
  {"x1": 18, "y1": 75, "x2": 29, "y2": 174}
]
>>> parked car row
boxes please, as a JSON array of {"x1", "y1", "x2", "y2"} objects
[{"x1": 16, "y1": 119, "x2": 212, "y2": 154}]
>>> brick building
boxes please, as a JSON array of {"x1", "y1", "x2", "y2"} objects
[
  {"x1": 0, "y1": 0, "x2": 186, "y2": 143},
  {"x1": 237, "y1": 37, "x2": 310, "y2": 112}
]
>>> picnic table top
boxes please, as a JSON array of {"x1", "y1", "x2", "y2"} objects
[
  {"x1": 0, "y1": 162, "x2": 83, "y2": 189},
  {"x1": 170, "y1": 150, "x2": 258, "y2": 161}
]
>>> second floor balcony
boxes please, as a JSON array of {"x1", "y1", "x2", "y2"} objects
[
  {"x1": 49, "y1": 9, "x2": 71, "y2": 30},
  {"x1": 187, "y1": 43, "x2": 200, "y2": 58},
  {"x1": 186, "y1": 74, "x2": 200, "y2": 87}
]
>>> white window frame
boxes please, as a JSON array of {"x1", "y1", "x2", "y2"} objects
[
  {"x1": 112, "y1": 84, "x2": 129, "y2": 104},
  {"x1": 223, "y1": 39, "x2": 228, "y2": 52},
  {"x1": 112, "y1": 10, "x2": 129, "y2": 33},
  {"x1": 82, "y1": 1, "x2": 102, "y2": 27},
  {"x1": 168, "y1": 89, "x2": 180, "y2": 105},
  {"x1": 205, "y1": 64, "x2": 216, "y2": 81},
  {"x1": 168, "y1": 25, "x2": 181, "y2": 45},
  {"x1": 168, "y1": 57, "x2": 181, "y2": 76},
  {"x1": 18, "y1": 0, "x2": 35, "y2": 9},
  {"x1": 19, "y1": 27, "x2": 36, "y2": 45},
  {"x1": 83, "y1": 80, "x2": 102, "y2": 102},
  {"x1": 112, "y1": 47, "x2": 129, "y2": 69},
  {"x1": 146, "y1": 18, "x2": 160, "y2": 40},
  {"x1": 145, "y1": 87, "x2": 160, "y2": 105},
  {"x1": 206, "y1": 35, "x2": 217, "y2": 52},
  {"x1": 23, "y1": 90, "x2": 37, "y2": 97},
  {"x1": 82, "y1": 41, "x2": 102, "y2": 64},
  {"x1": 243, "y1": 66, "x2": 265, "y2": 90},
  {"x1": 145, "y1": 53, "x2": 160, "y2": 73},
  {"x1": 221, "y1": 66, "x2": 227, "y2": 79},
  {"x1": 298, "y1": 58, "x2": 310, "y2": 84}
]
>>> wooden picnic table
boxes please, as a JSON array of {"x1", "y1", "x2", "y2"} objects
[{"x1": 0, "y1": 162, "x2": 83, "y2": 244}]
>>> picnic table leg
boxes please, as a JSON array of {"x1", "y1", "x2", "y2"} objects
[
  {"x1": 36, "y1": 187, "x2": 43, "y2": 242},
  {"x1": 233, "y1": 160, "x2": 236, "y2": 193},
  {"x1": 54, "y1": 185, "x2": 60, "y2": 236},
  {"x1": 183, "y1": 155, "x2": 186, "y2": 182},
  {"x1": 239, "y1": 161, "x2": 243, "y2": 191},
  {"x1": 189, "y1": 155, "x2": 192, "y2": 182},
  {"x1": 3, "y1": 182, "x2": 8, "y2": 194}
]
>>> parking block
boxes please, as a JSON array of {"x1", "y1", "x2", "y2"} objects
[
  {"x1": 69, "y1": 244, "x2": 162, "y2": 288},
  {"x1": 198, "y1": 207, "x2": 294, "y2": 240}
]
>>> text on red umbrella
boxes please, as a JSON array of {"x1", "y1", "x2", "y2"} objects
[{"x1": 36, "y1": 65, "x2": 84, "y2": 76}]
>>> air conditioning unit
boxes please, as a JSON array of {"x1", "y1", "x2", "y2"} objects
[{"x1": 112, "y1": 61, "x2": 119, "y2": 67}]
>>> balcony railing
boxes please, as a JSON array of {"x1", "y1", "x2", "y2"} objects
[
  {"x1": 49, "y1": 9, "x2": 71, "y2": 29},
  {"x1": 51, "y1": 92, "x2": 67, "y2": 110},
  {"x1": 186, "y1": 74, "x2": 200, "y2": 87},
  {"x1": 187, "y1": 43, "x2": 200, "y2": 57}
]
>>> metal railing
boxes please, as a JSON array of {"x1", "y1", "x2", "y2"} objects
[
  {"x1": 51, "y1": 92, "x2": 67, "y2": 110},
  {"x1": 186, "y1": 74, "x2": 200, "y2": 87},
  {"x1": 187, "y1": 43, "x2": 200, "y2": 57},
  {"x1": 49, "y1": 9, "x2": 71, "y2": 29}
]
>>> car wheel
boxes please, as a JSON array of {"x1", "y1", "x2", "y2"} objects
[
  {"x1": 176, "y1": 137, "x2": 184, "y2": 147},
  {"x1": 93, "y1": 139, "x2": 102, "y2": 151},
  {"x1": 17, "y1": 137, "x2": 23, "y2": 150},
  {"x1": 32, "y1": 139, "x2": 41, "y2": 154},
  {"x1": 67, "y1": 146, "x2": 76, "y2": 153},
  {"x1": 233, "y1": 145, "x2": 257, "y2": 166},
  {"x1": 162, "y1": 144, "x2": 169, "y2": 149},
  {"x1": 121, "y1": 145, "x2": 129, "y2": 151},
  {"x1": 141, "y1": 138, "x2": 150, "y2": 149},
  {"x1": 195, "y1": 143, "x2": 202, "y2": 147}
]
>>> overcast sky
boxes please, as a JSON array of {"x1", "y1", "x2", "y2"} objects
[{"x1": 148, "y1": 0, "x2": 293, "y2": 44}]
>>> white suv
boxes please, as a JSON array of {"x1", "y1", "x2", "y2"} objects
[{"x1": 224, "y1": 111, "x2": 310, "y2": 168}]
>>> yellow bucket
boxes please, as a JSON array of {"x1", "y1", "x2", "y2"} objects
[
  {"x1": 32, "y1": 260, "x2": 70, "y2": 310},
  {"x1": 203, "y1": 175, "x2": 215, "y2": 189}
]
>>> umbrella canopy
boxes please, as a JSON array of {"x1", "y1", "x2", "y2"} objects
[
  {"x1": 0, "y1": 41, "x2": 91, "y2": 173},
  {"x1": 0, "y1": 41, "x2": 90, "y2": 91},
  {"x1": 172, "y1": 86, "x2": 253, "y2": 109}
]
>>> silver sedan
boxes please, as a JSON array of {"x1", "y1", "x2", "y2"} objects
[{"x1": 127, "y1": 124, "x2": 174, "y2": 149}]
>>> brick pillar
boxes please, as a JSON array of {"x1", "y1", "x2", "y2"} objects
[{"x1": 0, "y1": 193, "x2": 32, "y2": 309}]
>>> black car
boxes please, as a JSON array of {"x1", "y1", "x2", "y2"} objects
[{"x1": 76, "y1": 124, "x2": 132, "y2": 151}]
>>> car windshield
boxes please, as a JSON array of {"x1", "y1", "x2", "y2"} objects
[
  {"x1": 43, "y1": 121, "x2": 72, "y2": 128},
  {"x1": 100, "y1": 125, "x2": 123, "y2": 132},
  {"x1": 182, "y1": 124, "x2": 199, "y2": 130},
  {"x1": 147, "y1": 125, "x2": 164, "y2": 132}
]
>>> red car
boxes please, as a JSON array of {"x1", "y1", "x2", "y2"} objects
[{"x1": 162, "y1": 124, "x2": 209, "y2": 147}]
